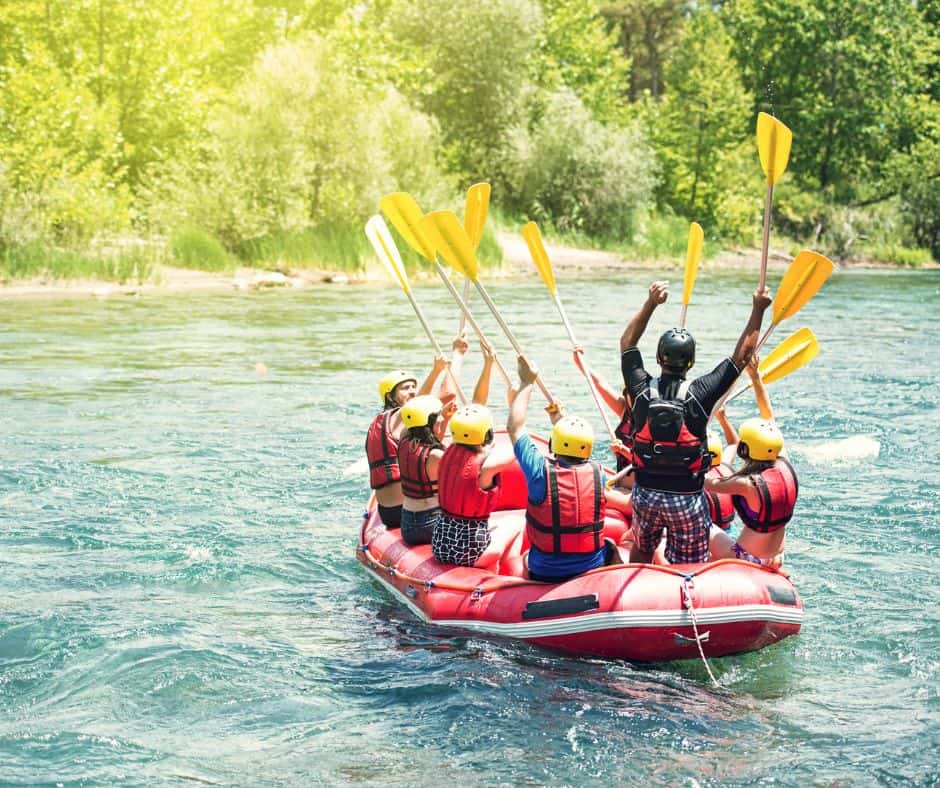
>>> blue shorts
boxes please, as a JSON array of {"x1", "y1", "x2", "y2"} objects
[
  {"x1": 401, "y1": 507, "x2": 441, "y2": 546},
  {"x1": 632, "y1": 485, "x2": 710, "y2": 564}
]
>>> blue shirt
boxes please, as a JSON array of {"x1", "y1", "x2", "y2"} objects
[{"x1": 513, "y1": 434, "x2": 607, "y2": 579}]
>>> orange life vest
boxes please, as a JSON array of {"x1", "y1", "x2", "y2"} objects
[
  {"x1": 525, "y1": 459, "x2": 605, "y2": 554},
  {"x1": 398, "y1": 439, "x2": 439, "y2": 500},
  {"x1": 733, "y1": 458, "x2": 799, "y2": 533},
  {"x1": 365, "y1": 410, "x2": 400, "y2": 490},
  {"x1": 438, "y1": 444, "x2": 501, "y2": 520}
]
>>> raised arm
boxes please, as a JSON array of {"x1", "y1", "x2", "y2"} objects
[
  {"x1": 730, "y1": 287, "x2": 772, "y2": 369},
  {"x1": 507, "y1": 356, "x2": 539, "y2": 443},
  {"x1": 573, "y1": 346, "x2": 625, "y2": 414},
  {"x1": 418, "y1": 355, "x2": 448, "y2": 396},
  {"x1": 715, "y1": 406, "x2": 738, "y2": 445},
  {"x1": 746, "y1": 354, "x2": 774, "y2": 421},
  {"x1": 620, "y1": 281, "x2": 669, "y2": 352},
  {"x1": 437, "y1": 333, "x2": 469, "y2": 401},
  {"x1": 472, "y1": 339, "x2": 495, "y2": 405}
]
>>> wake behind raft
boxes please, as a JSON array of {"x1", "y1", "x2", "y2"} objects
[{"x1": 357, "y1": 432, "x2": 802, "y2": 662}]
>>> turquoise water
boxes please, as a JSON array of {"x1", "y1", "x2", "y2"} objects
[{"x1": 0, "y1": 270, "x2": 937, "y2": 785}]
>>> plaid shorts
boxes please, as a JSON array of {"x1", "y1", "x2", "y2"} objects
[{"x1": 632, "y1": 485, "x2": 710, "y2": 564}]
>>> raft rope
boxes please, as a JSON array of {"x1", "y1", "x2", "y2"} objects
[{"x1": 681, "y1": 574, "x2": 719, "y2": 687}]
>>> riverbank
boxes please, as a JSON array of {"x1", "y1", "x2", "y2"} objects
[{"x1": 0, "y1": 231, "x2": 933, "y2": 300}]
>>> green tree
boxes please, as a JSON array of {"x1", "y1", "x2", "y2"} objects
[
  {"x1": 651, "y1": 7, "x2": 756, "y2": 240},
  {"x1": 725, "y1": 0, "x2": 937, "y2": 197}
]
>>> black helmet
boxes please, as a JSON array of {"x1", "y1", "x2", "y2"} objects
[{"x1": 656, "y1": 328, "x2": 696, "y2": 374}]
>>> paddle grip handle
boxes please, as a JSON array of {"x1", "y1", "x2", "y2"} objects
[
  {"x1": 553, "y1": 294, "x2": 616, "y2": 441},
  {"x1": 405, "y1": 289, "x2": 468, "y2": 405},
  {"x1": 474, "y1": 280, "x2": 555, "y2": 405},
  {"x1": 759, "y1": 184, "x2": 773, "y2": 291},
  {"x1": 435, "y1": 264, "x2": 512, "y2": 387}
]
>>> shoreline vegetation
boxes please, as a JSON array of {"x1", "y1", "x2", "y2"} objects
[
  {"x1": 1, "y1": 2, "x2": 936, "y2": 305},
  {"x1": 2, "y1": 229, "x2": 934, "y2": 302}
]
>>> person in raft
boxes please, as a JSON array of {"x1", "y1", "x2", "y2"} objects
[
  {"x1": 398, "y1": 341, "x2": 499, "y2": 546},
  {"x1": 621, "y1": 281, "x2": 771, "y2": 564},
  {"x1": 705, "y1": 355, "x2": 798, "y2": 566},
  {"x1": 508, "y1": 357, "x2": 633, "y2": 582},
  {"x1": 366, "y1": 335, "x2": 469, "y2": 528},
  {"x1": 571, "y1": 345, "x2": 634, "y2": 483},
  {"x1": 704, "y1": 427, "x2": 737, "y2": 532},
  {"x1": 432, "y1": 400, "x2": 516, "y2": 567}
]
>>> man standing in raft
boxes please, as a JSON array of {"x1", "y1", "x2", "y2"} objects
[
  {"x1": 366, "y1": 336, "x2": 468, "y2": 528},
  {"x1": 508, "y1": 357, "x2": 632, "y2": 582},
  {"x1": 705, "y1": 356, "x2": 798, "y2": 566},
  {"x1": 621, "y1": 281, "x2": 771, "y2": 564}
]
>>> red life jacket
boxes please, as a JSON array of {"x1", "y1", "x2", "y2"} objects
[
  {"x1": 613, "y1": 403, "x2": 634, "y2": 470},
  {"x1": 438, "y1": 444, "x2": 501, "y2": 520},
  {"x1": 706, "y1": 462, "x2": 735, "y2": 530},
  {"x1": 398, "y1": 438, "x2": 439, "y2": 500},
  {"x1": 733, "y1": 458, "x2": 799, "y2": 533},
  {"x1": 365, "y1": 410, "x2": 401, "y2": 490},
  {"x1": 525, "y1": 459, "x2": 605, "y2": 554},
  {"x1": 630, "y1": 378, "x2": 706, "y2": 481}
]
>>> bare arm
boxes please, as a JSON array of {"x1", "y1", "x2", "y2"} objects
[
  {"x1": 746, "y1": 355, "x2": 774, "y2": 420},
  {"x1": 480, "y1": 447, "x2": 515, "y2": 489},
  {"x1": 573, "y1": 346, "x2": 625, "y2": 414},
  {"x1": 437, "y1": 334, "x2": 469, "y2": 401},
  {"x1": 731, "y1": 287, "x2": 772, "y2": 369},
  {"x1": 620, "y1": 281, "x2": 668, "y2": 352},
  {"x1": 507, "y1": 356, "x2": 539, "y2": 443},
  {"x1": 418, "y1": 355, "x2": 448, "y2": 396},
  {"x1": 716, "y1": 406, "x2": 738, "y2": 445},
  {"x1": 472, "y1": 340, "x2": 495, "y2": 405},
  {"x1": 706, "y1": 474, "x2": 761, "y2": 510}
]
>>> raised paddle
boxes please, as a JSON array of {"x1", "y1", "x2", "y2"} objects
[
  {"x1": 758, "y1": 250, "x2": 834, "y2": 351},
  {"x1": 365, "y1": 215, "x2": 467, "y2": 404},
  {"x1": 459, "y1": 183, "x2": 490, "y2": 335},
  {"x1": 379, "y1": 192, "x2": 513, "y2": 387},
  {"x1": 421, "y1": 209, "x2": 557, "y2": 408},
  {"x1": 711, "y1": 250, "x2": 832, "y2": 420},
  {"x1": 725, "y1": 327, "x2": 819, "y2": 403},
  {"x1": 679, "y1": 222, "x2": 704, "y2": 329},
  {"x1": 523, "y1": 220, "x2": 616, "y2": 439},
  {"x1": 756, "y1": 113, "x2": 793, "y2": 291}
]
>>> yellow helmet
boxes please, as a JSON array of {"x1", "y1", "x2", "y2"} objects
[
  {"x1": 737, "y1": 418, "x2": 784, "y2": 461},
  {"x1": 550, "y1": 416, "x2": 594, "y2": 459},
  {"x1": 449, "y1": 404, "x2": 494, "y2": 446},
  {"x1": 400, "y1": 395, "x2": 442, "y2": 429},
  {"x1": 707, "y1": 433, "x2": 723, "y2": 467},
  {"x1": 378, "y1": 370, "x2": 417, "y2": 405}
]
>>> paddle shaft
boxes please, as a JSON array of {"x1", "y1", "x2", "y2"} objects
[
  {"x1": 551, "y1": 293, "x2": 616, "y2": 440},
  {"x1": 458, "y1": 277, "x2": 471, "y2": 335},
  {"x1": 678, "y1": 304, "x2": 689, "y2": 329},
  {"x1": 403, "y1": 288, "x2": 468, "y2": 404},
  {"x1": 434, "y1": 263, "x2": 512, "y2": 386},
  {"x1": 471, "y1": 279, "x2": 555, "y2": 405},
  {"x1": 759, "y1": 183, "x2": 773, "y2": 291}
]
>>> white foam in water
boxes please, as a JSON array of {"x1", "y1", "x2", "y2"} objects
[
  {"x1": 342, "y1": 456, "x2": 369, "y2": 477},
  {"x1": 799, "y1": 435, "x2": 881, "y2": 465},
  {"x1": 184, "y1": 546, "x2": 213, "y2": 562}
]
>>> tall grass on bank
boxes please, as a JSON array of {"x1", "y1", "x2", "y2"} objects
[{"x1": 0, "y1": 241, "x2": 156, "y2": 283}]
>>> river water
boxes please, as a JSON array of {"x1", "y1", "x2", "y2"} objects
[{"x1": 0, "y1": 269, "x2": 937, "y2": 785}]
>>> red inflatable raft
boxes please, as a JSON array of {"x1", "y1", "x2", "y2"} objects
[{"x1": 357, "y1": 432, "x2": 802, "y2": 662}]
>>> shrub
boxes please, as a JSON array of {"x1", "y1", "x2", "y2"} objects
[{"x1": 170, "y1": 228, "x2": 233, "y2": 271}]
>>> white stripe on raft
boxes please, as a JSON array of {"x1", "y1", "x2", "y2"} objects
[{"x1": 371, "y1": 573, "x2": 803, "y2": 639}]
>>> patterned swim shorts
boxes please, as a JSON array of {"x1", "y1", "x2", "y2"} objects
[
  {"x1": 631, "y1": 485, "x2": 710, "y2": 564},
  {"x1": 432, "y1": 513, "x2": 491, "y2": 566}
]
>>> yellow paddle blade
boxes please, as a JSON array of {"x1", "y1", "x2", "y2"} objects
[
  {"x1": 463, "y1": 182, "x2": 491, "y2": 251},
  {"x1": 682, "y1": 222, "x2": 703, "y2": 306},
  {"x1": 421, "y1": 210, "x2": 479, "y2": 280},
  {"x1": 757, "y1": 112, "x2": 793, "y2": 186},
  {"x1": 759, "y1": 326, "x2": 819, "y2": 384},
  {"x1": 522, "y1": 221, "x2": 556, "y2": 296},
  {"x1": 379, "y1": 192, "x2": 437, "y2": 262},
  {"x1": 365, "y1": 215, "x2": 410, "y2": 293},
  {"x1": 772, "y1": 250, "x2": 835, "y2": 325}
]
